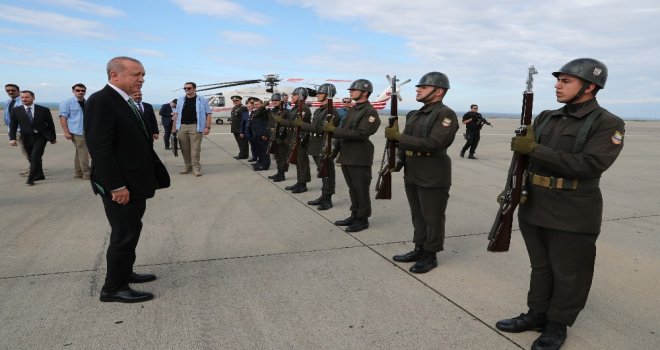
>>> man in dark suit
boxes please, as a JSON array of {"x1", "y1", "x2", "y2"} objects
[
  {"x1": 84, "y1": 56, "x2": 170, "y2": 303},
  {"x1": 131, "y1": 91, "x2": 159, "y2": 142},
  {"x1": 159, "y1": 99, "x2": 176, "y2": 150},
  {"x1": 8, "y1": 90, "x2": 57, "y2": 185}
]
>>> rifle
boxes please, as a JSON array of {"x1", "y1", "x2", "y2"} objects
[
  {"x1": 287, "y1": 99, "x2": 304, "y2": 164},
  {"x1": 375, "y1": 75, "x2": 410, "y2": 200},
  {"x1": 317, "y1": 96, "x2": 334, "y2": 178},
  {"x1": 487, "y1": 65, "x2": 538, "y2": 252}
]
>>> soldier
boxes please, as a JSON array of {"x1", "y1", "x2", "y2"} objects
[
  {"x1": 282, "y1": 87, "x2": 312, "y2": 194},
  {"x1": 298, "y1": 83, "x2": 340, "y2": 210},
  {"x1": 496, "y1": 58, "x2": 625, "y2": 350},
  {"x1": 230, "y1": 95, "x2": 249, "y2": 159},
  {"x1": 267, "y1": 93, "x2": 289, "y2": 182},
  {"x1": 323, "y1": 79, "x2": 381, "y2": 232},
  {"x1": 460, "y1": 104, "x2": 491, "y2": 159},
  {"x1": 385, "y1": 72, "x2": 458, "y2": 273}
]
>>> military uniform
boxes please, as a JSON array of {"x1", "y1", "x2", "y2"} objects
[
  {"x1": 518, "y1": 98, "x2": 625, "y2": 326},
  {"x1": 333, "y1": 101, "x2": 381, "y2": 219},
  {"x1": 301, "y1": 103, "x2": 340, "y2": 197},
  {"x1": 281, "y1": 102, "x2": 312, "y2": 190},
  {"x1": 398, "y1": 101, "x2": 458, "y2": 252},
  {"x1": 268, "y1": 106, "x2": 289, "y2": 176},
  {"x1": 230, "y1": 103, "x2": 248, "y2": 158}
]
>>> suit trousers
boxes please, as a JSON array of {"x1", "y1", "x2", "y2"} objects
[
  {"x1": 404, "y1": 182, "x2": 449, "y2": 252},
  {"x1": 519, "y1": 218, "x2": 598, "y2": 326},
  {"x1": 100, "y1": 196, "x2": 147, "y2": 292},
  {"x1": 341, "y1": 164, "x2": 372, "y2": 218},
  {"x1": 70, "y1": 134, "x2": 90, "y2": 177},
  {"x1": 312, "y1": 155, "x2": 335, "y2": 195},
  {"x1": 162, "y1": 120, "x2": 173, "y2": 149},
  {"x1": 233, "y1": 132, "x2": 249, "y2": 157},
  {"x1": 177, "y1": 124, "x2": 203, "y2": 172},
  {"x1": 296, "y1": 144, "x2": 311, "y2": 184},
  {"x1": 255, "y1": 137, "x2": 271, "y2": 168},
  {"x1": 23, "y1": 132, "x2": 48, "y2": 181}
]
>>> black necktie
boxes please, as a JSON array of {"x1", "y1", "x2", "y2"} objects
[
  {"x1": 128, "y1": 98, "x2": 148, "y2": 136},
  {"x1": 138, "y1": 102, "x2": 144, "y2": 114},
  {"x1": 26, "y1": 106, "x2": 34, "y2": 124}
]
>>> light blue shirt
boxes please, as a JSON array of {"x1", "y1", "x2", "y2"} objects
[
  {"x1": 4, "y1": 97, "x2": 22, "y2": 132},
  {"x1": 175, "y1": 94, "x2": 212, "y2": 132},
  {"x1": 59, "y1": 96, "x2": 85, "y2": 135}
]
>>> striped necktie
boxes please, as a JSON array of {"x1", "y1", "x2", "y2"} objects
[
  {"x1": 26, "y1": 106, "x2": 34, "y2": 124},
  {"x1": 127, "y1": 98, "x2": 148, "y2": 136}
]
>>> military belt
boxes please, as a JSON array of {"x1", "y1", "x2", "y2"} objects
[
  {"x1": 405, "y1": 149, "x2": 447, "y2": 157},
  {"x1": 529, "y1": 173, "x2": 599, "y2": 190}
]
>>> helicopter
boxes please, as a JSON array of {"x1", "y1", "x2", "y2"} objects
[{"x1": 194, "y1": 74, "x2": 407, "y2": 124}]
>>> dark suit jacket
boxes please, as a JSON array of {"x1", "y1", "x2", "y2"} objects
[
  {"x1": 141, "y1": 102, "x2": 159, "y2": 135},
  {"x1": 9, "y1": 104, "x2": 56, "y2": 142},
  {"x1": 159, "y1": 103, "x2": 173, "y2": 126},
  {"x1": 84, "y1": 85, "x2": 169, "y2": 200}
]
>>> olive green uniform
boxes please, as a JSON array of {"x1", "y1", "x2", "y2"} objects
[
  {"x1": 301, "y1": 104, "x2": 340, "y2": 195},
  {"x1": 333, "y1": 101, "x2": 381, "y2": 218},
  {"x1": 398, "y1": 101, "x2": 458, "y2": 252},
  {"x1": 281, "y1": 103, "x2": 312, "y2": 184},
  {"x1": 230, "y1": 104, "x2": 248, "y2": 158},
  {"x1": 518, "y1": 98, "x2": 625, "y2": 326}
]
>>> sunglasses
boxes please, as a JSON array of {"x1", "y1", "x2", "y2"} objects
[
  {"x1": 183, "y1": 87, "x2": 193, "y2": 91},
  {"x1": 75, "y1": 89, "x2": 86, "y2": 92},
  {"x1": 342, "y1": 100, "x2": 351, "y2": 103}
]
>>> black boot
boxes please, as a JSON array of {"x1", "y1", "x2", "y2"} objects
[
  {"x1": 345, "y1": 217, "x2": 369, "y2": 232},
  {"x1": 531, "y1": 321, "x2": 567, "y2": 350},
  {"x1": 393, "y1": 244, "x2": 424, "y2": 262},
  {"x1": 317, "y1": 195, "x2": 333, "y2": 210},
  {"x1": 307, "y1": 195, "x2": 324, "y2": 206},
  {"x1": 496, "y1": 310, "x2": 547, "y2": 333},
  {"x1": 409, "y1": 252, "x2": 438, "y2": 273},
  {"x1": 285, "y1": 183, "x2": 299, "y2": 191},
  {"x1": 291, "y1": 183, "x2": 307, "y2": 193},
  {"x1": 272, "y1": 172, "x2": 285, "y2": 182},
  {"x1": 335, "y1": 214, "x2": 356, "y2": 226},
  {"x1": 468, "y1": 154, "x2": 478, "y2": 159},
  {"x1": 268, "y1": 170, "x2": 281, "y2": 179}
]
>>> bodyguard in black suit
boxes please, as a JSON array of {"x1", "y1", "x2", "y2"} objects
[
  {"x1": 131, "y1": 91, "x2": 159, "y2": 142},
  {"x1": 159, "y1": 99, "x2": 176, "y2": 149},
  {"x1": 84, "y1": 56, "x2": 170, "y2": 303},
  {"x1": 8, "y1": 91, "x2": 57, "y2": 185}
]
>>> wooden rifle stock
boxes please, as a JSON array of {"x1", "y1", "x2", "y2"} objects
[
  {"x1": 488, "y1": 66, "x2": 538, "y2": 252},
  {"x1": 317, "y1": 97, "x2": 333, "y2": 178},
  {"x1": 287, "y1": 99, "x2": 304, "y2": 164},
  {"x1": 375, "y1": 75, "x2": 399, "y2": 200}
]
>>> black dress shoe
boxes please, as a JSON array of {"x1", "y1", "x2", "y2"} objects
[
  {"x1": 248, "y1": 158, "x2": 258, "y2": 162},
  {"x1": 460, "y1": 150, "x2": 465, "y2": 158},
  {"x1": 100, "y1": 288, "x2": 154, "y2": 303},
  {"x1": 393, "y1": 245, "x2": 424, "y2": 262},
  {"x1": 26, "y1": 179, "x2": 35, "y2": 186},
  {"x1": 345, "y1": 218, "x2": 369, "y2": 232},
  {"x1": 531, "y1": 321, "x2": 567, "y2": 350},
  {"x1": 272, "y1": 174, "x2": 285, "y2": 182},
  {"x1": 409, "y1": 254, "x2": 438, "y2": 273},
  {"x1": 254, "y1": 166, "x2": 269, "y2": 171},
  {"x1": 129, "y1": 273, "x2": 157, "y2": 283},
  {"x1": 291, "y1": 183, "x2": 307, "y2": 193},
  {"x1": 285, "y1": 183, "x2": 299, "y2": 191},
  {"x1": 335, "y1": 215, "x2": 356, "y2": 226},
  {"x1": 496, "y1": 310, "x2": 547, "y2": 333},
  {"x1": 268, "y1": 171, "x2": 281, "y2": 179},
  {"x1": 33, "y1": 175, "x2": 46, "y2": 181},
  {"x1": 468, "y1": 154, "x2": 478, "y2": 159}
]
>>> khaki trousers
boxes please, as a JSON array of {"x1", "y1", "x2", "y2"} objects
[
  {"x1": 177, "y1": 124, "x2": 203, "y2": 172},
  {"x1": 71, "y1": 134, "x2": 90, "y2": 177}
]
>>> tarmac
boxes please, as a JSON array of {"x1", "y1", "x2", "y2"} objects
[{"x1": 0, "y1": 114, "x2": 658, "y2": 350}]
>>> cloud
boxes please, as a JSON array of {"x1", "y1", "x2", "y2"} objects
[
  {"x1": 35, "y1": 0, "x2": 124, "y2": 17},
  {"x1": 0, "y1": 6, "x2": 114, "y2": 40},
  {"x1": 131, "y1": 49, "x2": 165, "y2": 57},
  {"x1": 172, "y1": 0, "x2": 270, "y2": 25}
]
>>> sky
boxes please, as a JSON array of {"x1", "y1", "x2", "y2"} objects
[{"x1": 1, "y1": 0, "x2": 658, "y2": 119}]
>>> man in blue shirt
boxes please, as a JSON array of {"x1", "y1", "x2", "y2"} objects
[
  {"x1": 173, "y1": 82, "x2": 212, "y2": 176},
  {"x1": 336, "y1": 97, "x2": 351, "y2": 121},
  {"x1": 59, "y1": 83, "x2": 90, "y2": 179},
  {"x1": 4, "y1": 83, "x2": 29, "y2": 176}
]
